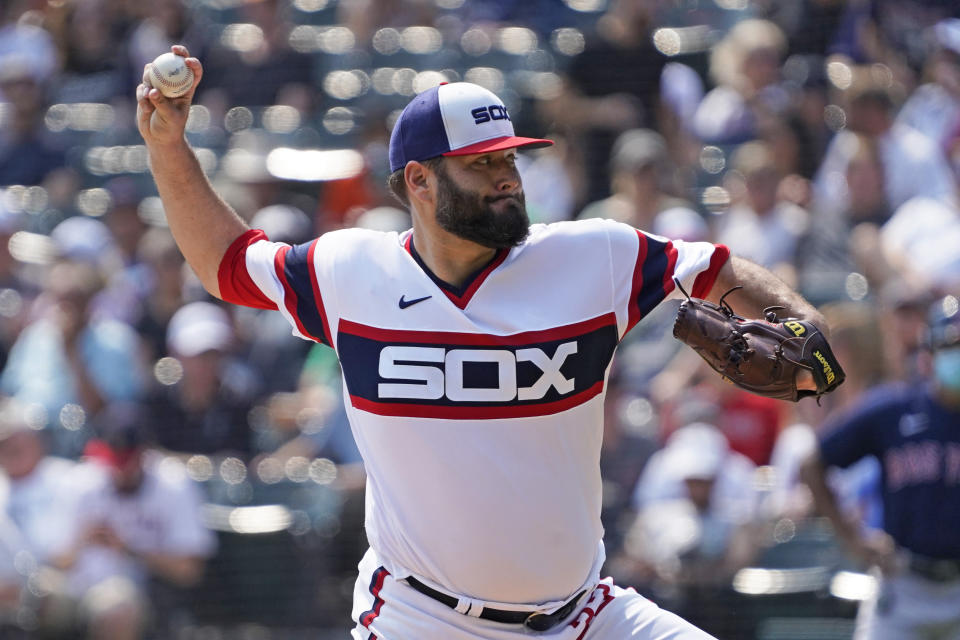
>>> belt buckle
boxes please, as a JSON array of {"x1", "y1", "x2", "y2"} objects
[{"x1": 523, "y1": 612, "x2": 555, "y2": 632}]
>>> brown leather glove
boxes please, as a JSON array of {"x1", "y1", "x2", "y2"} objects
[{"x1": 673, "y1": 287, "x2": 845, "y2": 402}]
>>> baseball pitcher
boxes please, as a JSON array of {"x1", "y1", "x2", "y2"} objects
[{"x1": 137, "y1": 46, "x2": 842, "y2": 639}]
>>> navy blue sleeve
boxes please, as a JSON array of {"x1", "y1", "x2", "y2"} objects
[{"x1": 818, "y1": 386, "x2": 900, "y2": 469}]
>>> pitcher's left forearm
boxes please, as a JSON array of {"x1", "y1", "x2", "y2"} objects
[{"x1": 710, "y1": 255, "x2": 827, "y2": 335}]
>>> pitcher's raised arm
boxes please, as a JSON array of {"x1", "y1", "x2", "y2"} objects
[{"x1": 136, "y1": 45, "x2": 249, "y2": 298}]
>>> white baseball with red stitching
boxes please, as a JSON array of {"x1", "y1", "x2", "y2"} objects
[{"x1": 148, "y1": 52, "x2": 194, "y2": 98}]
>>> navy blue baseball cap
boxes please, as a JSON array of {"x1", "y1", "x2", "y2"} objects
[{"x1": 388, "y1": 82, "x2": 553, "y2": 173}]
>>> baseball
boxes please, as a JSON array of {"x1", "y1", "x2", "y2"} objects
[{"x1": 148, "y1": 52, "x2": 194, "y2": 98}]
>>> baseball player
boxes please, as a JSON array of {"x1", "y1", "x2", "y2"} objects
[
  {"x1": 136, "y1": 46, "x2": 828, "y2": 639},
  {"x1": 801, "y1": 296, "x2": 960, "y2": 640}
]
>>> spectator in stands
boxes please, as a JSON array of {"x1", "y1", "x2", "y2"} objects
[
  {"x1": 577, "y1": 128, "x2": 694, "y2": 231},
  {"x1": 877, "y1": 281, "x2": 937, "y2": 383},
  {"x1": 83, "y1": 182, "x2": 155, "y2": 325},
  {"x1": 0, "y1": 398, "x2": 80, "y2": 631},
  {"x1": 630, "y1": 423, "x2": 758, "y2": 545},
  {"x1": 0, "y1": 197, "x2": 35, "y2": 372},
  {"x1": 814, "y1": 77, "x2": 957, "y2": 215},
  {"x1": 102, "y1": 178, "x2": 148, "y2": 272},
  {"x1": 0, "y1": 23, "x2": 66, "y2": 187},
  {"x1": 53, "y1": 0, "x2": 130, "y2": 104},
  {"x1": 879, "y1": 196, "x2": 960, "y2": 293},
  {"x1": 715, "y1": 140, "x2": 809, "y2": 282},
  {"x1": 51, "y1": 402, "x2": 216, "y2": 640},
  {"x1": 132, "y1": 227, "x2": 188, "y2": 363},
  {"x1": 897, "y1": 19, "x2": 960, "y2": 167},
  {"x1": 618, "y1": 423, "x2": 759, "y2": 637},
  {"x1": 145, "y1": 301, "x2": 259, "y2": 457},
  {"x1": 798, "y1": 132, "x2": 890, "y2": 303},
  {"x1": 692, "y1": 19, "x2": 789, "y2": 146},
  {"x1": 655, "y1": 356, "x2": 787, "y2": 468},
  {"x1": 200, "y1": 0, "x2": 315, "y2": 111},
  {"x1": 0, "y1": 260, "x2": 145, "y2": 458},
  {"x1": 596, "y1": 381, "x2": 659, "y2": 565},
  {"x1": 541, "y1": 0, "x2": 669, "y2": 205}
]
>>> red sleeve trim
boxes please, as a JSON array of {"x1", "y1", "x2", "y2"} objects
[
  {"x1": 217, "y1": 229, "x2": 277, "y2": 310},
  {"x1": 661, "y1": 240, "x2": 678, "y2": 297},
  {"x1": 691, "y1": 244, "x2": 731, "y2": 299}
]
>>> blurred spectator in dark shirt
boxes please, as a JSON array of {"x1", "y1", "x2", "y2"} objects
[
  {"x1": 200, "y1": 0, "x2": 315, "y2": 112},
  {"x1": 146, "y1": 301, "x2": 259, "y2": 458},
  {"x1": 541, "y1": 0, "x2": 668, "y2": 205},
  {"x1": 830, "y1": 0, "x2": 959, "y2": 84},
  {"x1": 102, "y1": 178, "x2": 147, "y2": 270},
  {"x1": 132, "y1": 227, "x2": 188, "y2": 363},
  {"x1": 768, "y1": 0, "x2": 847, "y2": 58},
  {"x1": 0, "y1": 260, "x2": 145, "y2": 458},
  {"x1": 77, "y1": 180, "x2": 156, "y2": 327},
  {"x1": 53, "y1": 0, "x2": 131, "y2": 104},
  {"x1": 0, "y1": 23, "x2": 66, "y2": 187}
]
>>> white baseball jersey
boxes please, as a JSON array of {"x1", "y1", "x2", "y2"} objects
[{"x1": 219, "y1": 218, "x2": 729, "y2": 607}]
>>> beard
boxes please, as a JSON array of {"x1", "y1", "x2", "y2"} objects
[{"x1": 433, "y1": 163, "x2": 530, "y2": 249}]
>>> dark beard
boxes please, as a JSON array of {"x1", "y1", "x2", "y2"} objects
[{"x1": 434, "y1": 163, "x2": 530, "y2": 249}]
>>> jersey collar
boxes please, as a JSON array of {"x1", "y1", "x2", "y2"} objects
[{"x1": 404, "y1": 234, "x2": 509, "y2": 310}]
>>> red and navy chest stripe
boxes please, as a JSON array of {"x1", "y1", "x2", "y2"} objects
[{"x1": 337, "y1": 314, "x2": 619, "y2": 419}]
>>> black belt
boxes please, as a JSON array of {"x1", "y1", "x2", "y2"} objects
[
  {"x1": 908, "y1": 554, "x2": 960, "y2": 582},
  {"x1": 405, "y1": 576, "x2": 585, "y2": 632}
]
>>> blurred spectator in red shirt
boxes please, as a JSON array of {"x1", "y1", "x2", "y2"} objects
[{"x1": 51, "y1": 403, "x2": 215, "y2": 640}]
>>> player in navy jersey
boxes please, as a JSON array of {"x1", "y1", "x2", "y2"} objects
[
  {"x1": 802, "y1": 295, "x2": 960, "y2": 640},
  {"x1": 137, "y1": 46, "x2": 827, "y2": 639}
]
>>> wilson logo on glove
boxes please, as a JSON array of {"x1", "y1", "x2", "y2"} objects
[{"x1": 671, "y1": 280, "x2": 845, "y2": 402}]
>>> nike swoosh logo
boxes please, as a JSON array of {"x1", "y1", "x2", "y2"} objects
[{"x1": 399, "y1": 294, "x2": 432, "y2": 309}]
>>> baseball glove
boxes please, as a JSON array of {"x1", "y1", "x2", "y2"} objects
[{"x1": 672, "y1": 282, "x2": 845, "y2": 402}]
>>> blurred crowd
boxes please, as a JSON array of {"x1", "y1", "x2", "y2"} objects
[{"x1": 1, "y1": 0, "x2": 959, "y2": 638}]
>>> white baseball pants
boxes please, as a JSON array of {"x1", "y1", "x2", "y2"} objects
[
  {"x1": 350, "y1": 548, "x2": 717, "y2": 640},
  {"x1": 855, "y1": 568, "x2": 960, "y2": 640}
]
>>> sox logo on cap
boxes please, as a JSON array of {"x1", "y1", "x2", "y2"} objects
[{"x1": 388, "y1": 82, "x2": 553, "y2": 172}]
